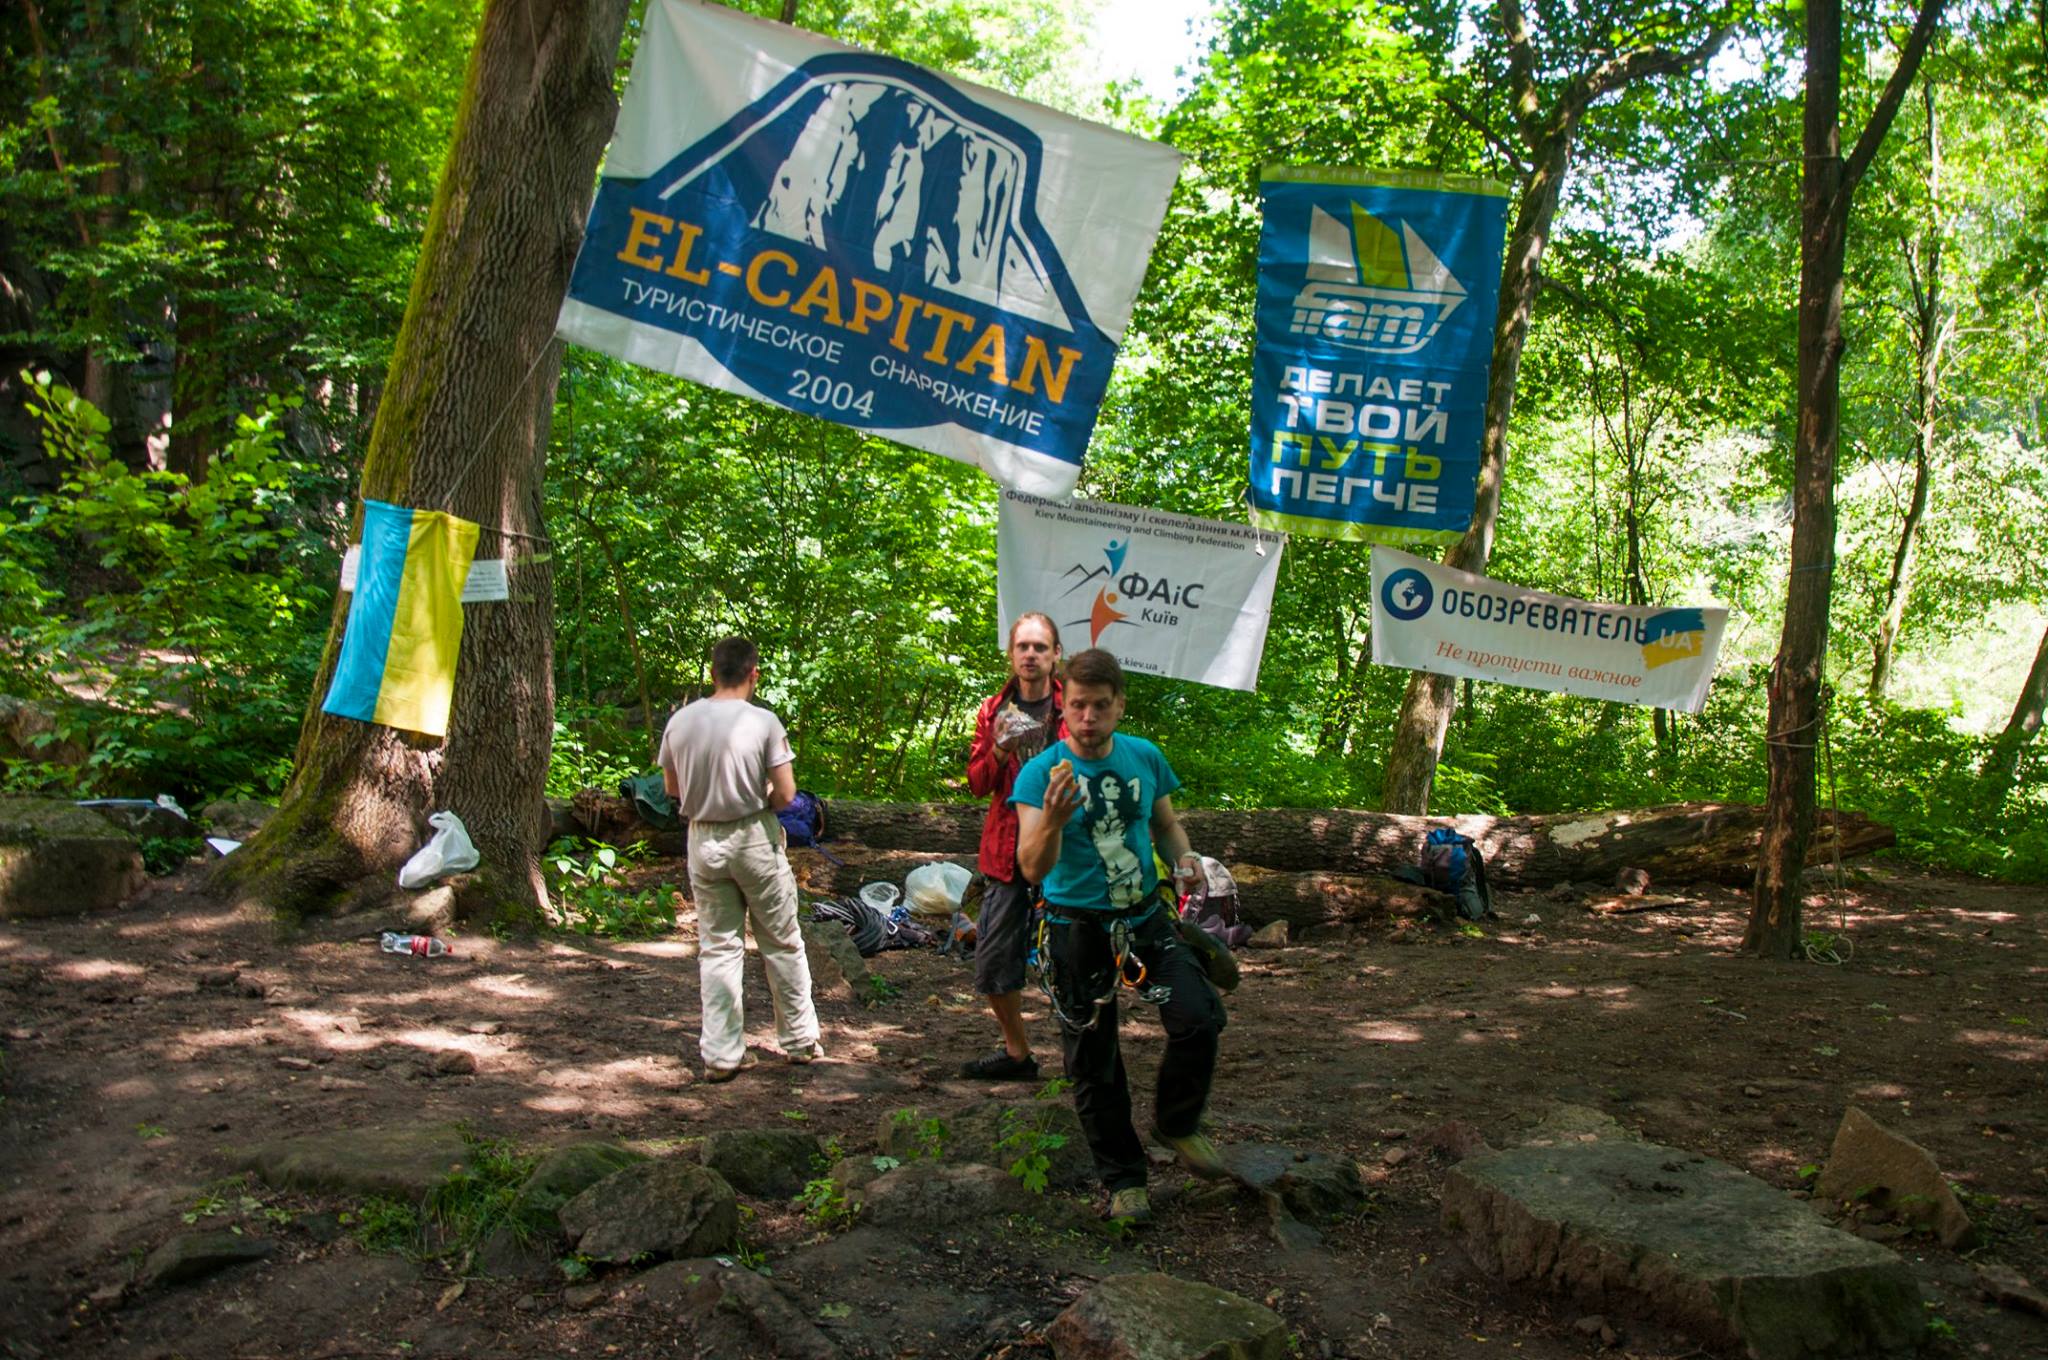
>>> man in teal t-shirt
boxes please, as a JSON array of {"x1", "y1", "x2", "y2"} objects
[{"x1": 1011, "y1": 648, "x2": 1228, "y2": 1226}]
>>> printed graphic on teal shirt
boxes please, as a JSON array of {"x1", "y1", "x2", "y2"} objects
[{"x1": 1011, "y1": 736, "x2": 1181, "y2": 910}]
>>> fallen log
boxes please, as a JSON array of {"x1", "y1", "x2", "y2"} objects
[
  {"x1": 830, "y1": 799, "x2": 1894, "y2": 886},
  {"x1": 564, "y1": 793, "x2": 1894, "y2": 888},
  {"x1": 1226, "y1": 865, "x2": 1455, "y2": 930}
]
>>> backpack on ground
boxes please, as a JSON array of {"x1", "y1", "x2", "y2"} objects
[
  {"x1": 1421, "y1": 827, "x2": 1494, "y2": 921},
  {"x1": 778, "y1": 790, "x2": 842, "y2": 865}
]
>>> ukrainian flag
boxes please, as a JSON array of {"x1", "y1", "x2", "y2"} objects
[
  {"x1": 322, "y1": 500, "x2": 481, "y2": 737},
  {"x1": 1640, "y1": 609, "x2": 1708, "y2": 670}
]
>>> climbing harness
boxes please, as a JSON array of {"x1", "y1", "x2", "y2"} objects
[{"x1": 1033, "y1": 900, "x2": 1171, "y2": 1034}]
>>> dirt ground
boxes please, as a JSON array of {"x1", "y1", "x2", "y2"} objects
[{"x1": 2, "y1": 854, "x2": 2045, "y2": 1360}]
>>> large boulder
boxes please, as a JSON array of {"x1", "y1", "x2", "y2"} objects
[
  {"x1": 0, "y1": 796, "x2": 145, "y2": 919},
  {"x1": 698, "y1": 1128, "x2": 826, "y2": 1200},
  {"x1": 237, "y1": 1122, "x2": 471, "y2": 1202},
  {"x1": 1443, "y1": 1138, "x2": 1923, "y2": 1360},
  {"x1": 517, "y1": 1141, "x2": 648, "y2": 1223},
  {"x1": 1813, "y1": 1105, "x2": 1977, "y2": 1249},
  {"x1": 1045, "y1": 1273, "x2": 1288, "y2": 1360},
  {"x1": 558, "y1": 1157, "x2": 738, "y2": 1263}
]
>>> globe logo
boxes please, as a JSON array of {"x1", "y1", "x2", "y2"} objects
[{"x1": 1381, "y1": 568, "x2": 1433, "y2": 622}]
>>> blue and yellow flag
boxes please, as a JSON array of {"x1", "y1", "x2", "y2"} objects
[{"x1": 322, "y1": 500, "x2": 481, "y2": 737}]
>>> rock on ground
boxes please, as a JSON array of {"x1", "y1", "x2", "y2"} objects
[
  {"x1": 199, "y1": 798, "x2": 276, "y2": 840},
  {"x1": 875, "y1": 1095, "x2": 1091, "y2": 1190},
  {"x1": 557, "y1": 1157, "x2": 738, "y2": 1263},
  {"x1": 853, "y1": 1161, "x2": 1037, "y2": 1228},
  {"x1": 698, "y1": 1127, "x2": 827, "y2": 1200},
  {"x1": 237, "y1": 1122, "x2": 471, "y2": 1202},
  {"x1": 1443, "y1": 1138, "x2": 1923, "y2": 1360},
  {"x1": 801, "y1": 919, "x2": 871, "y2": 1003},
  {"x1": 0, "y1": 796, "x2": 145, "y2": 919},
  {"x1": 1813, "y1": 1105, "x2": 1977, "y2": 1248},
  {"x1": 1246, "y1": 920, "x2": 1289, "y2": 948},
  {"x1": 136, "y1": 1230, "x2": 275, "y2": 1289},
  {"x1": 629, "y1": 1257, "x2": 842, "y2": 1360},
  {"x1": 517, "y1": 1141, "x2": 648, "y2": 1222},
  {"x1": 1045, "y1": 1272, "x2": 1288, "y2": 1360},
  {"x1": 1219, "y1": 1143, "x2": 1367, "y2": 1223}
]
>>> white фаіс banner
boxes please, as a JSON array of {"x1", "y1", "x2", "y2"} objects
[
  {"x1": 556, "y1": 0, "x2": 1182, "y2": 499},
  {"x1": 997, "y1": 493, "x2": 1284, "y2": 691},
  {"x1": 1370, "y1": 546, "x2": 1727, "y2": 712}
]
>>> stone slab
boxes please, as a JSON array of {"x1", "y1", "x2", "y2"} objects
[
  {"x1": 0, "y1": 796, "x2": 145, "y2": 919},
  {"x1": 1442, "y1": 1139, "x2": 1922, "y2": 1360},
  {"x1": 236, "y1": 1122, "x2": 472, "y2": 1202}
]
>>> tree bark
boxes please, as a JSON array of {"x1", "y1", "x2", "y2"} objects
[
  {"x1": 1747, "y1": 0, "x2": 1947, "y2": 958},
  {"x1": 1223, "y1": 865, "x2": 1453, "y2": 930},
  {"x1": 1379, "y1": 4, "x2": 1729, "y2": 812},
  {"x1": 1979, "y1": 621, "x2": 2048, "y2": 803},
  {"x1": 215, "y1": 0, "x2": 634, "y2": 925}
]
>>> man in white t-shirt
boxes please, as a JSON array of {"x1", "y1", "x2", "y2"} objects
[{"x1": 658, "y1": 636, "x2": 821, "y2": 1081}]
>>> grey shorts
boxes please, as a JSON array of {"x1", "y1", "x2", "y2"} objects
[{"x1": 974, "y1": 874, "x2": 1037, "y2": 996}]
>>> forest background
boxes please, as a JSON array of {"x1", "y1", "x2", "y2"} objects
[{"x1": 2, "y1": 0, "x2": 2045, "y2": 881}]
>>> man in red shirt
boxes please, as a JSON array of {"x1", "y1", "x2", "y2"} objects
[{"x1": 960, "y1": 612, "x2": 1064, "y2": 1079}]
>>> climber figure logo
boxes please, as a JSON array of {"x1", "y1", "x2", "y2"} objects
[{"x1": 1060, "y1": 538, "x2": 1133, "y2": 645}]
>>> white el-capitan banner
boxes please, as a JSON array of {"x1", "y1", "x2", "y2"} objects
[
  {"x1": 998, "y1": 493, "x2": 1285, "y2": 692},
  {"x1": 556, "y1": 0, "x2": 1182, "y2": 499},
  {"x1": 1370, "y1": 547, "x2": 1727, "y2": 712}
]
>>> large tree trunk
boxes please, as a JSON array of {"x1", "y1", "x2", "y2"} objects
[
  {"x1": 1747, "y1": 0, "x2": 1947, "y2": 958},
  {"x1": 1979, "y1": 621, "x2": 2048, "y2": 803},
  {"x1": 215, "y1": 0, "x2": 633, "y2": 925},
  {"x1": 1381, "y1": 5, "x2": 1729, "y2": 813}
]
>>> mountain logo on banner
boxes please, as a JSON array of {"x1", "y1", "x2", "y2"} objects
[
  {"x1": 1287, "y1": 203, "x2": 1467, "y2": 356},
  {"x1": 652, "y1": 57, "x2": 1087, "y2": 336},
  {"x1": 1061, "y1": 537, "x2": 1204, "y2": 645},
  {"x1": 1641, "y1": 609, "x2": 1709, "y2": 669}
]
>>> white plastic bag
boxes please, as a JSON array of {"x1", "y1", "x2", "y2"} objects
[
  {"x1": 903, "y1": 861, "x2": 971, "y2": 918},
  {"x1": 397, "y1": 810, "x2": 480, "y2": 889}
]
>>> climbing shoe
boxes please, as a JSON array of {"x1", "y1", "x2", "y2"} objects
[
  {"x1": 1154, "y1": 1128, "x2": 1230, "y2": 1180},
  {"x1": 1106, "y1": 1186, "x2": 1152, "y2": 1226}
]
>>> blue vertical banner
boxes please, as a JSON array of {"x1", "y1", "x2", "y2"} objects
[
  {"x1": 1250, "y1": 168, "x2": 1509, "y2": 544},
  {"x1": 555, "y1": 0, "x2": 1181, "y2": 500}
]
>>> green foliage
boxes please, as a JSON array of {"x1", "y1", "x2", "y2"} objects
[
  {"x1": 140, "y1": 835, "x2": 205, "y2": 876},
  {"x1": 794, "y1": 1174, "x2": 856, "y2": 1230},
  {"x1": 543, "y1": 837, "x2": 677, "y2": 937},
  {"x1": 996, "y1": 1078, "x2": 1076, "y2": 1194},
  {"x1": 2, "y1": 372, "x2": 329, "y2": 803},
  {"x1": 888, "y1": 1108, "x2": 949, "y2": 1160},
  {"x1": 422, "y1": 1132, "x2": 546, "y2": 1253},
  {"x1": 342, "y1": 1197, "x2": 424, "y2": 1256}
]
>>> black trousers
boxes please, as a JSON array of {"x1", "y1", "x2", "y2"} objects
[{"x1": 1046, "y1": 905, "x2": 1226, "y2": 1191}]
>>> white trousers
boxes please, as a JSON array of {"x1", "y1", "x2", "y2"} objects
[{"x1": 686, "y1": 810, "x2": 819, "y2": 1069}]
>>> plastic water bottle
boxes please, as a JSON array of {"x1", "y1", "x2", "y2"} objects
[{"x1": 380, "y1": 931, "x2": 451, "y2": 958}]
